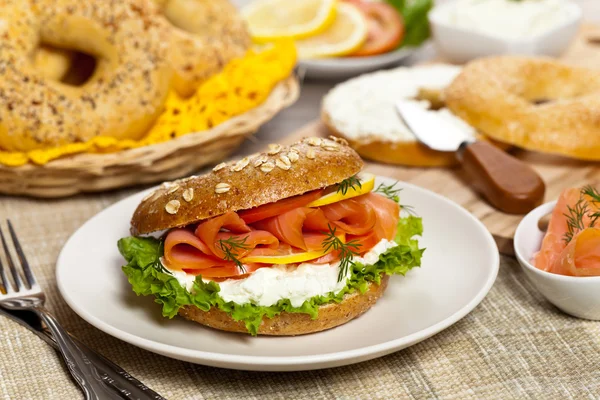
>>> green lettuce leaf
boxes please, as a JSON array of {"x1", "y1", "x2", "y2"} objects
[
  {"x1": 386, "y1": 0, "x2": 434, "y2": 47},
  {"x1": 119, "y1": 216, "x2": 425, "y2": 335}
]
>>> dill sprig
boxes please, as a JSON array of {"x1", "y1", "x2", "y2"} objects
[
  {"x1": 337, "y1": 175, "x2": 362, "y2": 195},
  {"x1": 374, "y1": 181, "x2": 416, "y2": 215},
  {"x1": 582, "y1": 185, "x2": 600, "y2": 228},
  {"x1": 563, "y1": 198, "x2": 589, "y2": 244},
  {"x1": 562, "y1": 184, "x2": 600, "y2": 244},
  {"x1": 321, "y1": 225, "x2": 362, "y2": 282},
  {"x1": 217, "y1": 235, "x2": 250, "y2": 273},
  {"x1": 374, "y1": 182, "x2": 401, "y2": 203}
]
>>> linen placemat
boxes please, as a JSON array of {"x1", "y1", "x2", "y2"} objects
[{"x1": 1, "y1": 189, "x2": 599, "y2": 400}]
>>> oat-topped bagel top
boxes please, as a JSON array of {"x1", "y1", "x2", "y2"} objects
[
  {"x1": 0, "y1": 0, "x2": 172, "y2": 151},
  {"x1": 131, "y1": 137, "x2": 363, "y2": 235}
]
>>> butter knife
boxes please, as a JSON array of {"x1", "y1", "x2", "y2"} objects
[{"x1": 396, "y1": 100, "x2": 545, "y2": 215}]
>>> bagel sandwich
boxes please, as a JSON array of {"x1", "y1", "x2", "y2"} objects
[{"x1": 118, "y1": 137, "x2": 424, "y2": 336}]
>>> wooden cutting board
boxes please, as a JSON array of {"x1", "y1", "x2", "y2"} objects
[{"x1": 281, "y1": 24, "x2": 600, "y2": 251}]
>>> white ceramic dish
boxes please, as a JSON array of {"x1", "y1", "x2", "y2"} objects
[
  {"x1": 514, "y1": 201, "x2": 600, "y2": 320},
  {"x1": 56, "y1": 177, "x2": 499, "y2": 371},
  {"x1": 298, "y1": 47, "x2": 417, "y2": 80},
  {"x1": 428, "y1": 1, "x2": 582, "y2": 63}
]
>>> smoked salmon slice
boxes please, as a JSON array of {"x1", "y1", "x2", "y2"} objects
[
  {"x1": 551, "y1": 228, "x2": 600, "y2": 276},
  {"x1": 533, "y1": 188, "x2": 581, "y2": 272},
  {"x1": 354, "y1": 193, "x2": 400, "y2": 241},
  {"x1": 320, "y1": 199, "x2": 376, "y2": 235},
  {"x1": 534, "y1": 186, "x2": 600, "y2": 276},
  {"x1": 163, "y1": 192, "x2": 402, "y2": 278}
]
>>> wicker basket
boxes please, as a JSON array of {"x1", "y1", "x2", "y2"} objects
[{"x1": 0, "y1": 76, "x2": 299, "y2": 198}]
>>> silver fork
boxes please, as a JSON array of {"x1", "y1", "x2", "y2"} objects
[{"x1": 0, "y1": 220, "x2": 165, "y2": 400}]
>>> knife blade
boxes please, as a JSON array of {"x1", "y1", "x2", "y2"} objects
[{"x1": 395, "y1": 100, "x2": 546, "y2": 215}]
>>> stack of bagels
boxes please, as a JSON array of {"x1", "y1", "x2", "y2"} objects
[{"x1": 0, "y1": 0, "x2": 250, "y2": 152}]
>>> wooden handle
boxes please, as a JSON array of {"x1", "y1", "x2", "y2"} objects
[{"x1": 460, "y1": 141, "x2": 546, "y2": 214}]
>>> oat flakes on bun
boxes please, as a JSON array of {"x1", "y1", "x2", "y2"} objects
[{"x1": 118, "y1": 137, "x2": 424, "y2": 335}]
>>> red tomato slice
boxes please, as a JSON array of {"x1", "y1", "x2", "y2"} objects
[
  {"x1": 238, "y1": 189, "x2": 324, "y2": 224},
  {"x1": 346, "y1": 0, "x2": 404, "y2": 57}
]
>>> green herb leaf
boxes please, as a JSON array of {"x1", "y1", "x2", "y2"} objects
[
  {"x1": 336, "y1": 175, "x2": 362, "y2": 196},
  {"x1": 386, "y1": 0, "x2": 434, "y2": 48},
  {"x1": 374, "y1": 182, "x2": 402, "y2": 203},
  {"x1": 217, "y1": 235, "x2": 250, "y2": 273},
  {"x1": 321, "y1": 224, "x2": 362, "y2": 282}
]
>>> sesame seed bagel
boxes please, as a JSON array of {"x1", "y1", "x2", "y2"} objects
[
  {"x1": 444, "y1": 56, "x2": 600, "y2": 161},
  {"x1": 178, "y1": 275, "x2": 389, "y2": 335},
  {"x1": 156, "y1": 0, "x2": 251, "y2": 98},
  {"x1": 0, "y1": 0, "x2": 172, "y2": 152},
  {"x1": 131, "y1": 137, "x2": 363, "y2": 235}
]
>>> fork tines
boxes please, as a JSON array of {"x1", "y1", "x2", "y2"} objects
[{"x1": 0, "y1": 220, "x2": 37, "y2": 294}]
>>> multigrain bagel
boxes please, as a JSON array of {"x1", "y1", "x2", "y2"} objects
[
  {"x1": 32, "y1": 44, "x2": 74, "y2": 81},
  {"x1": 179, "y1": 275, "x2": 389, "y2": 335},
  {"x1": 155, "y1": 0, "x2": 251, "y2": 97},
  {"x1": 444, "y1": 56, "x2": 600, "y2": 161},
  {"x1": 0, "y1": 0, "x2": 172, "y2": 152},
  {"x1": 131, "y1": 137, "x2": 363, "y2": 235}
]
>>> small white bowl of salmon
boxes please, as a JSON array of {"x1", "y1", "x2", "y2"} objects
[{"x1": 514, "y1": 185, "x2": 600, "y2": 320}]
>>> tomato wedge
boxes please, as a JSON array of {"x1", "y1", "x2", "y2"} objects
[
  {"x1": 345, "y1": 0, "x2": 404, "y2": 57},
  {"x1": 238, "y1": 189, "x2": 324, "y2": 224}
]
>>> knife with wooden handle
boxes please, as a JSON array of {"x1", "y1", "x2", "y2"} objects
[{"x1": 396, "y1": 100, "x2": 545, "y2": 214}]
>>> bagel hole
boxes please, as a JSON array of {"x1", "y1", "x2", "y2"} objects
[{"x1": 61, "y1": 52, "x2": 97, "y2": 86}]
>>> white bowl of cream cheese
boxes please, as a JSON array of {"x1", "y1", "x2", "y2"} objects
[{"x1": 429, "y1": 0, "x2": 582, "y2": 63}]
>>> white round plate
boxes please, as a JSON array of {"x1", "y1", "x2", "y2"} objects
[
  {"x1": 56, "y1": 177, "x2": 499, "y2": 371},
  {"x1": 299, "y1": 47, "x2": 416, "y2": 79}
]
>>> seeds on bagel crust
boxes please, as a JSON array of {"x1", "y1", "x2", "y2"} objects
[
  {"x1": 260, "y1": 161, "x2": 275, "y2": 173},
  {"x1": 167, "y1": 185, "x2": 180, "y2": 194},
  {"x1": 275, "y1": 158, "x2": 291, "y2": 171},
  {"x1": 267, "y1": 143, "x2": 282, "y2": 155},
  {"x1": 165, "y1": 200, "x2": 181, "y2": 214},
  {"x1": 213, "y1": 162, "x2": 227, "y2": 172},
  {"x1": 129, "y1": 137, "x2": 365, "y2": 235},
  {"x1": 232, "y1": 157, "x2": 249, "y2": 172},
  {"x1": 0, "y1": 0, "x2": 172, "y2": 152},
  {"x1": 253, "y1": 155, "x2": 268, "y2": 167},
  {"x1": 215, "y1": 183, "x2": 231, "y2": 193},
  {"x1": 279, "y1": 154, "x2": 291, "y2": 167},
  {"x1": 305, "y1": 137, "x2": 322, "y2": 146},
  {"x1": 182, "y1": 188, "x2": 194, "y2": 202}
]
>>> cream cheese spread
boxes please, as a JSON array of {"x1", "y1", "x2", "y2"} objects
[
  {"x1": 163, "y1": 239, "x2": 398, "y2": 307},
  {"x1": 322, "y1": 64, "x2": 475, "y2": 143},
  {"x1": 437, "y1": 0, "x2": 577, "y2": 40}
]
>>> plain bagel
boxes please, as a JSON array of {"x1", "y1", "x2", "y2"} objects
[
  {"x1": 0, "y1": 0, "x2": 172, "y2": 152},
  {"x1": 444, "y1": 56, "x2": 600, "y2": 161}
]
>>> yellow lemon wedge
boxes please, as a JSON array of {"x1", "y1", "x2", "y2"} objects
[
  {"x1": 242, "y1": 0, "x2": 337, "y2": 42},
  {"x1": 294, "y1": 3, "x2": 368, "y2": 59},
  {"x1": 307, "y1": 173, "x2": 376, "y2": 208}
]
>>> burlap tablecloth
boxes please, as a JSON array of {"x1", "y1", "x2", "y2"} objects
[{"x1": 1, "y1": 187, "x2": 599, "y2": 400}]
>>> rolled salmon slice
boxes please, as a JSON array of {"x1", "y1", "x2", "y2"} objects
[
  {"x1": 533, "y1": 188, "x2": 581, "y2": 271},
  {"x1": 551, "y1": 228, "x2": 600, "y2": 276}
]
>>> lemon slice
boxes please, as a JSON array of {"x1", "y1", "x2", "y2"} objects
[
  {"x1": 242, "y1": 249, "x2": 330, "y2": 264},
  {"x1": 242, "y1": 232, "x2": 346, "y2": 264},
  {"x1": 308, "y1": 173, "x2": 375, "y2": 208},
  {"x1": 242, "y1": 0, "x2": 337, "y2": 42},
  {"x1": 295, "y1": 3, "x2": 368, "y2": 59}
]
